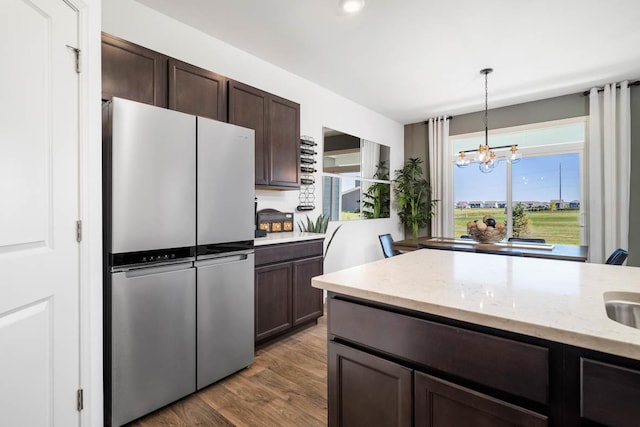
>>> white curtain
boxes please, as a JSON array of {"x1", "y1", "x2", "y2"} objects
[
  {"x1": 588, "y1": 81, "x2": 631, "y2": 263},
  {"x1": 428, "y1": 117, "x2": 453, "y2": 237}
]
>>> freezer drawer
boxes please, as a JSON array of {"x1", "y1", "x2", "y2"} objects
[
  {"x1": 110, "y1": 262, "x2": 196, "y2": 426},
  {"x1": 197, "y1": 117, "x2": 255, "y2": 246},
  {"x1": 196, "y1": 252, "x2": 255, "y2": 389},
  {"x1": 111, "y1": 98, "x2": 196, "y2": 253}
]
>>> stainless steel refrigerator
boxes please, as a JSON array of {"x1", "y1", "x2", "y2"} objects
[{"x1": 103, "y1": 98, "x2": 255, "y2": 427}]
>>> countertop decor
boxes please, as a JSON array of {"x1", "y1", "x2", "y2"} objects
[
  {"x1": 254, "y1": 231, "x2": 324, "y2": 246},
  {"x1": 312, "y1": 248, "x2": 640, "y2": 359}
]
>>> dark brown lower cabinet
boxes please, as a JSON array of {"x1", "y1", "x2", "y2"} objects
[
  {"x1": 580, "y1": 358, "x2": 640, "y2": 427},
  {"x1": 327, "y1": 293, "x2": 640, "y2": 426},
  {"x1": 254, "y1": 240, "x2": 324, "y2": 345},
  {"x1": 329, "y1": 342, "x2": 412, "y2": 427},
  {"x1": 254, "y1": 262, "x2": 292, "y2": 342},
  {"x1": 292, "y1": 256, "x2": 323, "y2": 325},
  {"x1": 414, "y1": 372, "x2": 547, "y2": 427}
]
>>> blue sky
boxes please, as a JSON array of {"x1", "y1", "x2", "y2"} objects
[{"x1": 454, "y1": 153, "x2": 580, "y2": 202}]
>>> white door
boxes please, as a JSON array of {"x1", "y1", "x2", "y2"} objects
[{"x1": 0, "y1": 1, "x2": 80, "y2": 426}]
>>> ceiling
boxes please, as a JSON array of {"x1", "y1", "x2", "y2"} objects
[{"x1": 136, "y1": 0, "x2": 640, "y2": 124}]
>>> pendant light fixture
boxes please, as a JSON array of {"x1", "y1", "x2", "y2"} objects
[
  {"x1": 478, "y1": 68, "x2": 496, "y2": 173},
  {"x1": 455, "y1": 68, "x2": 521, "y2": 173}
]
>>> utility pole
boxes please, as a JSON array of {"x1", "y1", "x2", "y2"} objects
[{"x1": 559, "y1": 163, "x2": 562, "y2": 210}]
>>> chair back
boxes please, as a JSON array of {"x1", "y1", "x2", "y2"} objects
[
  {"x1": 605, "y1": 248, "x2": 628, "y2": 265},
  {"x1": 378, "y1": 234, "x2": 399, "y2": 258},
  {"x1": 508, "y1": 237, "x2": 546, "y2": 244}
]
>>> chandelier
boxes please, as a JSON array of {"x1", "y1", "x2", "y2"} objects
[{"x1": 455, "y1": 68, "x2": 521, "y2": 173}]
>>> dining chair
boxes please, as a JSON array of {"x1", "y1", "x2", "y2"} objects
[
  {"x1": 379, "y1": 234, "x2": 400, "y2": 258},
  {"x1": 508, "y1": 237, "x2": 546, "y2": 244},
  {"x1": 605, "y1": 248, "x2": 628, "y2": 265}
]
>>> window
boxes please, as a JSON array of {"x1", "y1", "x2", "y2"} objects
[{"x1": 451, "y1": 118, "x2": 586, "y2": 245}]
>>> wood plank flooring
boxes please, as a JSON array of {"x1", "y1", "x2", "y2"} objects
[{"x1": 126, "y1": 315, "x2": 328, "y2": 426}]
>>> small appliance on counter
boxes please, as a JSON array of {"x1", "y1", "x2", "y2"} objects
[{"x1": 257, "y1": 209, "x2": 294, "y2": 233}]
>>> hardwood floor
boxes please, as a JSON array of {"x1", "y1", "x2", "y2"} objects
[{"x1": 126, "y1": 315, "x2": 328, "y2": 426}]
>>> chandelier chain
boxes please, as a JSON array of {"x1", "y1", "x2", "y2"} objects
[{"x1": 484, "y1": 71, "x2": 488, "y2": 130}]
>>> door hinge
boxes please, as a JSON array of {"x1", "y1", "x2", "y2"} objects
[
  {"x1": 66, "y1": 45, "x2": 81, "y2": 73},
  {"x1": 76, "y1": 220, "x2": 82, "y2": 243},
  {"x1": 77, "y1": 389, "x2": 84, "y2": 411}
]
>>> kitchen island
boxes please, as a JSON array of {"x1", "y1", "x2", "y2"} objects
[{"x1": 312, "y1": 249, "x2": 640, "y2": 426}]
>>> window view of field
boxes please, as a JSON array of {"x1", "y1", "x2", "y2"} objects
[
  {"x1": 454, "y1": 208, "x2": 580, "y2": 245},
  {"x1": 453, "y1": 153, "x2": 581, "y2": 245}
]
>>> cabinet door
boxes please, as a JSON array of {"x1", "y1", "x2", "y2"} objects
[
  {"x1": 581, "y1": 358, "x2": 640, "y2": 427},
  {"x1": 292, "y1": 255, "x2": 323, "y2": 325},
  {"x1": 255, "y1": 262, "x2": 292, "y2": 342},
  {"x1": 414, "y1": 371, "x2": 547, "y2": 427},
  {"x1": 267, "y1": 95, "x2": 300, "y2": 188},
  {"x1": 228, "y1": 80, "x2": 268, "y2": 185},
  {"x1": 101, "y1": 32, "x2": 167, "y2": 107},
  {"x1": 329, "y1": 342, "x2": 412, "y2": 427},
  {"x1": 168, "y1": 59, "x2": 227, "y2": 121}
]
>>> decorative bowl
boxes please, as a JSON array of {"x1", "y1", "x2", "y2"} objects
[{"x1": 468, "y1": 224, "x2": 505, "y2": 244}]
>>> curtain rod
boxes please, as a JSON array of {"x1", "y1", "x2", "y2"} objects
[
  {"x1": 423, "y1": 115, "x2": 453, "y2": 124},
  {"x1": 582, "y1": 80, "x2": 640, "y2": 96}
]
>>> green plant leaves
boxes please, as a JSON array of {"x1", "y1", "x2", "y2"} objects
[
  {"x1": 393, "y1": 157, "x2": 438, "y2": 238},
  {"x1": 296, "y1": 214, "x2": 342, "y2": 260}
]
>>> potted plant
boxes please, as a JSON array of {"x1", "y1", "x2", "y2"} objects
[
  {"x1": 297, "y1": 214, "x2": 342, "y2": 260},
  {"x1": 393, "y1": 157, "x2": 437, "y2": 238},
  {"x1": 362, "y1": 161, "x2": 391, "y2": 219}
]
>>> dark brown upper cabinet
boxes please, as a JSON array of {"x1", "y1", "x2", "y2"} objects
[
  {"x1": 228, "y1": 80, "x2": 300, "y2": 189},
  {"x1": 101, "y1": 33, "x2": 167, "y2": 107},
  {"x1": 168, "y1": 59, "x2": 227, "y2": 121}
]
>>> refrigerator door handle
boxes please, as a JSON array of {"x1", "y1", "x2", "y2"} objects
[
  {"x1": 120, "y1": 261, "x2": 194, "y2": 278},
  {"x1": 195, "y1": 252, "x2": 252, "y2": 267}
]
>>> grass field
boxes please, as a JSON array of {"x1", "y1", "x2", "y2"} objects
[{"x1": 454, "y1": 208, "x2": 581, "y2": 245}]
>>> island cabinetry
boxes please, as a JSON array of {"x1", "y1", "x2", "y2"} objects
[
  {"x1": 168, "y1": 59, "x2": 227, "y2": 121},
  {"x1": 561, "y1": 347, "x2": 640, "y2": 427},
  {"x1": 415, "y1": 372, "x2": 547, "y2": 426},
  {"x1": 329, "y1": 341, "x2": 412, "y2": 427},
  {"x1": 254, "y1": 240, "x2": 323, "y2": 346},
  {"x1": 101, "y1": 33, "x2": 167, "y2": 107},
  {"x1": 228, "y1": 80, "x2": 300, "y2": 189},
  {"x1": 327, "y1": 295, "x2": 550, "y2": 426}
]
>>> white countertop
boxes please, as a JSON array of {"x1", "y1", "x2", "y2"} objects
[
  {"x1": 254, "y1": 231, "x2": 325, "y2": 246},
  {"x1": 312, "y1": 248, "x2": 640, "y2": 360}
]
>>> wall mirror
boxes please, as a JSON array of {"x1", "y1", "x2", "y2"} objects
[{"x1": 322, "y1": 127, "x2": 391, "y2": 221}]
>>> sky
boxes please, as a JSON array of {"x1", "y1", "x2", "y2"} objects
[{"x1": 454, "y1": 153, "x2": 580, "y2": 203}]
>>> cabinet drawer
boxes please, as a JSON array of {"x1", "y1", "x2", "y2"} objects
[
  {"x1": 255, "y1": 240, "x2": 323, "y2": 266},
  {"x1": 581, "y1": 358, "x2": 640, "y2": 426},
  {"x1": 415, "y1": 371, "x2": 547, "y2": 426},
  {"x1": 329, "y1": 298, "x2": 549, "y2": 405}
]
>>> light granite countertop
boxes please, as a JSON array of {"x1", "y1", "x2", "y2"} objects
[
  {"x1": 254, "y1": 231, "x2": 325, "y2": 246},
  {"x1": 312, "y1": 248, "x2": 640, "y2": 360}
]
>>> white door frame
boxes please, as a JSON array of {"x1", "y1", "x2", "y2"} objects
[{"x1": 68, "y1": 0, "x2": 103, "y2": 425}]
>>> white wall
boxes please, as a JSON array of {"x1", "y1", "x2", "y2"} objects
[{"x1": 103, "y1": 0, "x2": 405, "y2": 272}]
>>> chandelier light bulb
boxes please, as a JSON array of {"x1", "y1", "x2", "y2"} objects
[
  {"x1": 477, "y1": 144, "x2": 486, "y2": 162},
  {"x1": 510, "y1": 145, "x2": 522, "y2": 164},
  {"x1": 340, "y1": 0, "x2": 365, "y2": 13},
  {"x1": 455, "y1": 151, "x2": 470, "y2": 168},
  {"x1": 479, "y1": 159, "x2": 496, "y2": 174}
]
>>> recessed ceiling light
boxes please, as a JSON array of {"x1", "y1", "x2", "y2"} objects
[{"x1": 340, "y1": 0, "x2": 365, "y2": 14}]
